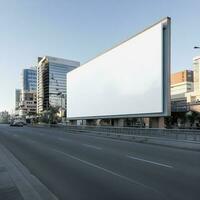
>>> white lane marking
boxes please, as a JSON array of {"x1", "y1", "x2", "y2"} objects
[
  {"x1": 52, "y1": 149, "x2": 161, "y2": 193},
  {"x1": 82, "y1": 144, "x2": 102, "y2": 150},
  {"x1": 127, "y1": 155, "x2": 173, "y2": 169}
]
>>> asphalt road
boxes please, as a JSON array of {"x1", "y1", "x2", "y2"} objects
[{"x1": 0, "y1": 124, "x2": 200, "y2": 200}]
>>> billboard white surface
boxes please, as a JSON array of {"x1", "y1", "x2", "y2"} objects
[{"x1": 67, "y1": 18, "x2": 170, "y2": 119}]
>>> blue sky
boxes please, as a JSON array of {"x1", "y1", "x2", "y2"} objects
[{"x1": 0, "y1": 0, "x2": 200, "y2": 112}]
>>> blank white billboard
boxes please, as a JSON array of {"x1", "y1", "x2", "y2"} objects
[{"x1": 67, "y1": 17, "x2": 171, "y2": 119}]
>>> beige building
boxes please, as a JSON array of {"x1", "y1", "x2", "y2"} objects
[
  {"x1": 171, "y1": 70, "x2": 193, "y2": 85},
  {"x1": 19, "y1": 92, "x2": 37, "y2": 116},
  {"x1": 171, "y1": 70, "x2": 193, "y2": 99}
]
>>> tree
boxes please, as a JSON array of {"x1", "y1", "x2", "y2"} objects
[
  {"x1": 186, "y1": 111, "x2": 198, "y2": 127},
  {"x1": 48, "y1": 105, "x2": 60, "y2": 124},
  {"x1": 0, "y1": 112, "x2": 10, "y2": 124},
  {"x1": 164, "y1": 116, "x2": 173, "y2": 128}
]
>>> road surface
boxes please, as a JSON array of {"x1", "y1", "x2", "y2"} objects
[{"x1": 0, "y1": 124, "x2": 199, "y2": 200}]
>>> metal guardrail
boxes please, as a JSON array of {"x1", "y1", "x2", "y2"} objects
[{"x1": 64, "y1": 125, "x2": 200, "y2": 142}]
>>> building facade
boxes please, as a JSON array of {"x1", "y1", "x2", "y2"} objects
[
  {"x1": 171, "y1": 70, "x2": 194, "y2": 99},
  {"x1": 171, "y1": 70, "x2": 193, "y2": 85},
  {"x1": 18, "y1": 92, "x2": 37, "y2": 116},
  {"x1": 21, "y1": 68, "x2": 37, "y2": 92},
  {"x1": 37, "y1": 56, "x2": 80, "y2": 115},
  {"x1": 171, "y1": 58, "x2": 200, "y2": 115},
  {"x1": 18, "y1": 67, "x2": 37, "y2": 117}
]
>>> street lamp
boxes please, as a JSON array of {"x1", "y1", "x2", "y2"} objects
[{"x1": 194, "y1": 46, "x2": 200, "y2": 49}]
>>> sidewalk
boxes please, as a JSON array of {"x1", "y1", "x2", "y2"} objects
[{"x1": 0, "y1": 143, "x2": 58, "y2": 200}]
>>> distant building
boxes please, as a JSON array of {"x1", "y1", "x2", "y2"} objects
[
  {"x1": 19, "y1": 92, "x2": 37, "y2": 116},
  {"x1": 21, "y1": 68, "x2": 37, "y2": 92},
  {"x1": 18, "y1": 67, "x2": 37, "y2": 117},
  {"x1": 169, "y1": 58, "x2": 200, "y2": 127},
  {"x1": 171, "y1": 70, "x2": 193, "y2": 85},
  {"x1": 171, "y1": 70, "x2": 193, "y2": 99},
  {"x1": 170, "y1": 70, "x2": 193, "y2": 113},
  {"x1": 170, "y1": 57, "x2": 200, "y2": 114},
  {"x1": 37, "y1": 56, "x2": 80, "y2": 115}
]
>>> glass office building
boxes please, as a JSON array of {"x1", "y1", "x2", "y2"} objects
[
  {"x1": 21, "y1": 68, "x2": 37, "y2": 92},
  {"x1": 37, "y1": 56, "x2": 80, "y2": 114}
]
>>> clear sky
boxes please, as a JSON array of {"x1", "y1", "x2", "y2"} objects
[{"x1": 0, "y1": 0, "x2": 200, "y2": 112}]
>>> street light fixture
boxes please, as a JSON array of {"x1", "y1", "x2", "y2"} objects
[{"x1": 194, "y1": 46, "x2": 200, "y2": 49}]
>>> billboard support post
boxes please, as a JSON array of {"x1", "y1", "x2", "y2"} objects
[{"x1": 150, "y1": 117, "x2": 165, "y2": 128}]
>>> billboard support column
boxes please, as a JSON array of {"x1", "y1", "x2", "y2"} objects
[
  {"x1": 112, "y1": 119, "x2": 125, "y2": 127},
  {"x1": 69, "y1": 120, "x2": 78, "y2": 125},
  {"x1": 150, "y1": 117, "x2": 165, "y2": 128},
  {"x1": 144, "y1": 118, "x2": 150, "y2": 128},
  {"x1": 86, "y1": 119, "x2": 97, "y2": 126}
]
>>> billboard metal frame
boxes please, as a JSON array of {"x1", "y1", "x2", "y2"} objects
[{"x1": 67, "y1": 17, "x2": 171, "y2": 120}]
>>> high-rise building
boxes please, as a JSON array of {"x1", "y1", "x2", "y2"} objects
[
  {"x1": 21, "y1": 67, "x2": 37, "y2": 92},
  {"x1": 171, "y1": 70, "x2": 193, "y2": 99},
  {"x1": 37, "y1": 56, "x2": 80, "y2": 114},
  {"x1": 18, "y1": 67, "x2": 37, "y2": 117}
]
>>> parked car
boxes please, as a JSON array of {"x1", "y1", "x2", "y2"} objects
[{"x1": 10, "y1": 120, "x2": 24, "y2": 127}]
